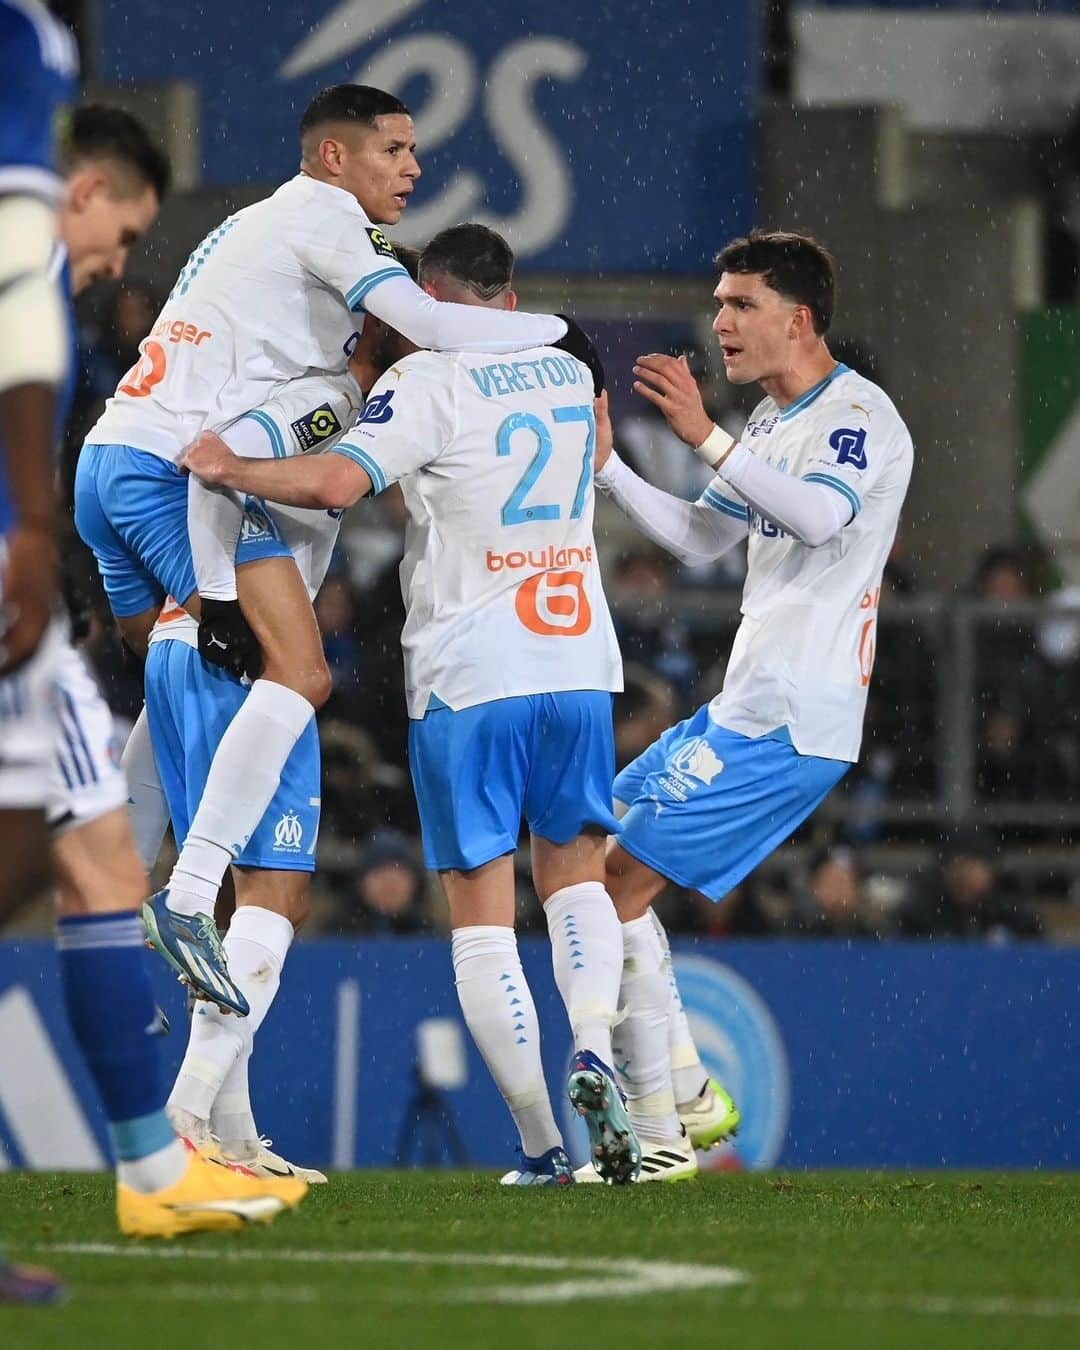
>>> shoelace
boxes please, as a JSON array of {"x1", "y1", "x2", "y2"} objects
[{"x1": 194, "y1": 916, "x2": 227, "y2": 961}]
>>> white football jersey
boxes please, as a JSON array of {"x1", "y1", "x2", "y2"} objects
[
  {"x1": 333, "y1": 347, "x2": 623, "y2": 717},
  {"x1": 149, "y1": 385, "x2": 346, "y2": 651},
  {"x1": 704, "y1": 364, "x2": 913, "y2": 762},
  {"x1": 87, "y1": 175, "x2": 407, "y2": 463}
]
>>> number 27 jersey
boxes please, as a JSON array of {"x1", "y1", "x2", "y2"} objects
[{"x1": 334, "y1": 348, "x2": 623, "y2": 718}]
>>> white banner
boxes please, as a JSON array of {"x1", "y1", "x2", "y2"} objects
[{"x1": 795, "y1": 10, "x2": 1080, "y2": 132}]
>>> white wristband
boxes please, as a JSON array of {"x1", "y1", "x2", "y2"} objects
[{"x1": 694, "y1": 425, "x2": 736, "y2": 470}]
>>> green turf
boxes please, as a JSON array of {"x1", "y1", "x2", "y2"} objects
[{"x1": 2, "y1": 1171, "x2": 1077, "y2": 1350}]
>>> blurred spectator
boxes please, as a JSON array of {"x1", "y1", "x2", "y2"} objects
[
  {"x1": 610, "y1": 549, "x2": 698, "y2": 695},
  {"x1": 663, "y1": 879, "x2": 778, "y2": 937},
  {"x1": 66, "y1": 279, "x2": 159, "y2": 467},
  {"x1": 969, "y1": 543, "x2": 1045, "y2": 601},
  {"x1": 786, "y1": 846, "x2": 878, "y2": 938},
  {"x1": 315, "y1": 573, "x2": 364, "y2": 709},
  {"x1": 892, "y1": 831, "x2": 1042, "y2": 941},
  {"x1": 881, "y1": 532, "x2": 917, "y2": 597},
  {"x1": 335, "y1": 829, "x2": 430, "y2": 936},
  {"x1": 316, "y1": 719, "x2": 415, "y2": 854},
  {"x1": 613, "y1": 663, "x2": 678, "y2": 771}
]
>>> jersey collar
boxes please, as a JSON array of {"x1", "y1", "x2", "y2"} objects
[{"x1": 778, "y1": 363, "x2": 849, "y2": 422}]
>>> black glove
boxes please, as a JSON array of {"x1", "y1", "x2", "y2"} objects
[
  {"x1": 197, "y1": 597, "x2": 262, "y2": 681},
  {"x1": 553, "y1": 314, "x2": 605, "y2": 396}
]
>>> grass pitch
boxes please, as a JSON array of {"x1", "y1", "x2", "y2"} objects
[{"x1": 1, "y1": 1171, "x2": 1077, "y2": 1350}]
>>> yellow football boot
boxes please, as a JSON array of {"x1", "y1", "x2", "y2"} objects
[{"x1": 117, "y1": 1143, "x2": 307, "y2": 1238}]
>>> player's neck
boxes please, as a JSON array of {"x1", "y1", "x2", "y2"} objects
[{"x1": 759, "y1": 348, "x2": 837, "y2": 410}]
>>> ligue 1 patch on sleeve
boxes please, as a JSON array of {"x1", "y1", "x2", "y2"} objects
[
  {"x1": 290, "y1": 403, "x2": 343, "y2": 451},
  {"x1": 366, "y1": 227, "x2": 398, "y2": 260}
]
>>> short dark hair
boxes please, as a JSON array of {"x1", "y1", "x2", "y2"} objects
[
  {"x1": 393, "y1": 243, "x2": 421, "y2": 283},
  {"x1": 419, "y1": 223, "x2": 514, "y2": 300},
  {"x1": 715, "y1": 230, "x2": 835, "y2": 334},
  {"x1": 65, "y1": 105, "x2": 171, "y2": 201},
  {"x1": 300, "y1": 85, "x2": 409, "y2": 141}
]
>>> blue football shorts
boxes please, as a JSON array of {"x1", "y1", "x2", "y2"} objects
[
  {"x1": 613, "y1": 704, "x2": 849, "y2": 901},
  {"x1": 408, "y1": 690, "x2": 619, "y2": 873},
  {"x1": 141, "y1": 506, "x2": 319, "y2": 872},
  {"x1": 75, "y1": 443, "x2": 195, "y2": 618}
]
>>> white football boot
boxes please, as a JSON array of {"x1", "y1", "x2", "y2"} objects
[
  {"x1": 573, "y1": 1126, "x2": 699, "y2": 1183},
  {"x1": 224, "y1": 1138, "x2": 328, "y2": 1184},
  {"x1": 678, "y1": 1077, "x2": 741, "y2": 1151}
]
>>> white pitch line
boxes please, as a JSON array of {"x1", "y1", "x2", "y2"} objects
[
  {"x1": 39, "y1": 1244, "x2": 748, "y2": 1305},
  {"x1": 37, "y1": 1246, "x2": 1080, "y2": 1318}
]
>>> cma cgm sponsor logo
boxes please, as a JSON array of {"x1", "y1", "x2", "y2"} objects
[
  {"x1": 657, "y1": 737, "x2": 724, "y2": 802},
  {"x1": 672, "y1": 956, "x2": 791, "y2": 1170},
  {"x1": 279, "y1": 2, "x2": 588, "y2": 258},
  {"x1": 273, "y1": 810, "x2": 303, "y2": 852}
]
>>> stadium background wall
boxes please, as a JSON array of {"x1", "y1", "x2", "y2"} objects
[{"x1": 0, "y1": 939, "x2": 1075, "y2": 1174}]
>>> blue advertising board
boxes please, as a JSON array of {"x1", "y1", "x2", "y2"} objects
[
  {"x1": 97, "y1": 0, "x2": 757, "y2": 272},
  {"x1": 0, "y1": 938, "x2": 1075, "y2": 1173}
]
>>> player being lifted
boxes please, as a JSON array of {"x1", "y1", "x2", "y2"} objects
[
  {"x1": 581, "y1": 231, "x2": 913, "y2": 1179},
  {"x1": 184, "y1": 224, "x2": 641, "y2": 1185},
  {"x1": 0, "y1": 0, "x2": 306, "y2": 1240},
  {"x1": 74, "y1": 84, "x2": 600, "y2": 1011},
  {"x1": 134, "y1": 251, "x2": 422, "y2": 1182}
]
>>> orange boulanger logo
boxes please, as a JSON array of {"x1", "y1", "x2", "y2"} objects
[{"x1": 515, "y1": 570, "x2": 592, "y2": 637}]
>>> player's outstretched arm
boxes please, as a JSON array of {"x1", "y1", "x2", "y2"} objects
[
  {"x1": 632, "y1": 354, "x2": 851, "y2": 548},
  {"x1": 593, "y1": 393, "x2": 748, "y2": 565},
  {"x1": 361, "y1": 273, "x2": 569, "y2": 356},
  {"x1": 184, "y1": 433, "x2": 371, "y2": 511}
]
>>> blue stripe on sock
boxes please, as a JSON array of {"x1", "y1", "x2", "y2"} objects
[{"x1": 109, "y1": 1109, "x2": 176, "y2": 1163}]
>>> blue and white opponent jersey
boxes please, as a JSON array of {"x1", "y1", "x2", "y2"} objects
[
  {"x1": 0, "y1": 0, "x2": 78, "y2": 204},
  {"x1": 705, "y1": 364, "x2": 913, "y2": 762},
  {"x1": 332, "y1": 347, "x2": 623, "y2": 718}
]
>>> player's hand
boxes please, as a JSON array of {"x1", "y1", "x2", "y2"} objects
[
  {"x1": 593, "y1": 392, "x2": 614, "y2": 472},
  {"x1": 197, "y1": 597, "x2": 263, "y2": 681},
  {"x1": 182, "y1": 432, "x2": 239, "y2": 487},
  {"x1": 0, "y1": 525, "x2": 57, "y2": 674},
  {"x1": 633, "y1": 353, "x2": 714, "y2": 448}
]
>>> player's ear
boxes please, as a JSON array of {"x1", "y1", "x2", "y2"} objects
[
  {"x1": 318, "y1": 136, "x2": 344, "y2": 177},
  {"x1": 421, "y1": 281, "x2": 439, "y2": 299},
  {"x1": 506, "y1": 290, "x2": 518, "y2": 312},
  {"x1": 67, "y1": 166, "x2": 107, "y2": 212}
]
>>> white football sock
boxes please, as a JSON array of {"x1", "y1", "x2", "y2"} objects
[
  {"x1": 649, "y1": 909, "x2": 709, "y2": 1107},
  {"x1": 451, "y1": 925, "x2": 561, "y2": 1159},
  {"x1": 614, "y1": 914, "x2": 682, "y2": 1143},
  {"x1": 167, "y1": 680, "x2": 313, "y2": 915},
  {"x1": 211, "y1": 1049, "x2": 259, "y2": 1157},
  {"x1": 544, "y1": 881, "x2": 622, "y2": 1066},
  {"x1": 168, "y1": 905, "x2": 293, "y2": 1123},
  {"x1": 116, "y1": 1137, "x2": 188, "y2": 1194},
  {"x1": 121, "y1": 705, "x2": 170, "y2": 874}
]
